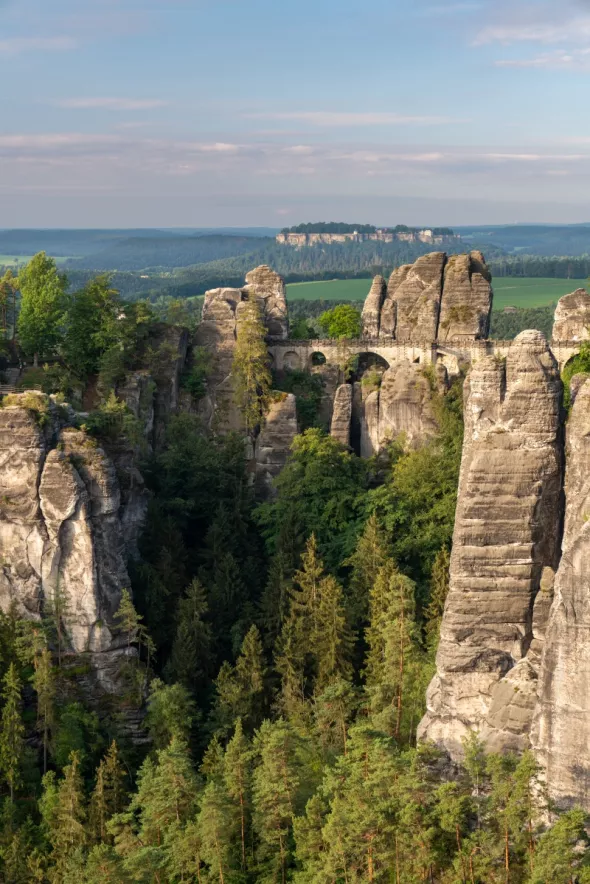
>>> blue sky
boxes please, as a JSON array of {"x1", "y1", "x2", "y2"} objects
[{"x1": 3, "y1": 0, "x2": 590, "y2": 227}]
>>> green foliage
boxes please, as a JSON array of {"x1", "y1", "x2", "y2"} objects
[
  {"x1": 17, "y1": 252, "x2": 67, "y2": 362},
  {"x1": 255, "y1": 428, "x2": 369, "y2": 572},
  {"x1": 179, "y1": 345, "x2": 215, "y2": 400},
  {"x1": 84, "y1": 392, "x2": 144, "y2": 448},
  {"x1": 272, "y1": 368, "x2": 325, "y2": 430},
  {"x1": 231, "y1": 296, "x2": 272, "y2": 441},
  {"x1": 562, "y1": 341, "x2": 590, "y2": 409},
  {"x1": 60, "y1": 275, "x2": 120, "y2": 379},
  {"x1": 318, "y1": 303, "x2": 361, "y2": 339}
]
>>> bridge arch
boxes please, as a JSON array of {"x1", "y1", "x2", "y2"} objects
[{"x1": 310, "y1": 351, "x2": 327, "y2": 367}]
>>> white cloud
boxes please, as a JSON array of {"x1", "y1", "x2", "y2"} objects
[
  {"x1": 495, "y1": 47, "x2": 590, "y2": 69},
  {"x1": 0, "y1": 36, "x2": 76, "y2": 55},
  {"x1": 244, "y1": 111, "x2": 460, "y2": 127},
  {"x1": 56, "y1": 97, "x2": 167, "y2": 110},
  {"x1": 474, "y1": 16, "x2": 590, "y2": 45}
]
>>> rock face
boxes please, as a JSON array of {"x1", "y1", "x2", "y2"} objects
[
  {"x1": 438, "y1": 251, "x2": 493, "y2": 341},
  {"x1": 552, "y1": 288, "x2": 590, "y2": 343},
  {"x1": 532, "y1": 377, "x2": 590, "y2": 808},
  {"x1": 255, "y1": 394, "x2": 298, "y2": 493},
  {"x1": 419, "y1": 331, "x2": 563, "y2": 758},
  {"x1": 386, "y1": 252, "x2": 446, "y2": 342},
  {"x1": 365, "y1": 251, "x2": 493, "y2": 342},
  {"x1": 243, "y1": 265, "x2": 289, "y2": 339},
  {"x1": 330, "y1": 384, "x2": 353, "y2": 447},
  {"x1": 361, "y1": 276, "x2": 386, "y2": 338},
  {"x1": 0, "y1": 395, "x2": 137, "y2": 694},
  {"x1": 195, "y1": 266, "x2": 289, "y2": 433}
]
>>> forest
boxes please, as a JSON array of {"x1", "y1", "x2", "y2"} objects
[{"x1": 0, "y1": 253, "x2": 585, "y2": 882}]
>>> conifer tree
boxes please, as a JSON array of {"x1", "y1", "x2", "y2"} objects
[
  {"x1": 145, "y1": 678, "x2": 195, "y2": 749},
  {"x1": 364, "y1": 567, "x2": 424, "y2": 743},
  {"x1": 197, "y1": 778, "x2": 237, "y2": 883},
  {"x1": 252, "y1": 719, "x2": 304, "y2": 883},
  {"x1": 313, "y1": 678, "x2": 358, "y2": 758},
  {"x1": 314, "y1": 574, "x2": 355, "y2": 693},
  {"x1": 32, "y1": 647, "x2": 56, "y2": 774},
  {"x1": 210, "y1": 625, "x2": 267, "y2": 736},
  {"x1": 83, "y1": 844, "x2": 128, "y2": 884},
  {"x1": 0, "y1": 663, "x2": 25, "y2": 801},
  {"x1": 89, "y1": 741, "x2": 127, "y2": 844},
  {"x1": 345, "y1": 512, "x2": 390, "y2": 626},
  {"x1": 164, "y1": 578, "x2": 212, "y2": 696},
  {"x1": 425, "y1": 546, "x2": 451, "y2": 653},
  {"x1": 223, "y1": 720, "x2": 253, "y2": 873},
  {"x1": 231, "y1": 296, "x2": 272, "y2": 445},
  {"x1": 530, "y1": 808, "x2": 590, "y2": 884},
  {"x1": 41, "y1": 751, "x2": 87, "y2": 882}
]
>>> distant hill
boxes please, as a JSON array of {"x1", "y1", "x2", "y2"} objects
[
  {"x1": 457, "y1": 224, "x2": 590, "y2": 256},
  {"x1": 69, "y1": 234, "x2": 273, "y2": 272}
]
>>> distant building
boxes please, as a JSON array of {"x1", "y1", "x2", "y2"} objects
[{"x1": 276, "y1": 226, "x2": 460, "y2": 247}]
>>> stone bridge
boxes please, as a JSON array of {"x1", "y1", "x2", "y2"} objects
[{"x1": 268, "y1": 337, "x2": 582, "y2": 374}]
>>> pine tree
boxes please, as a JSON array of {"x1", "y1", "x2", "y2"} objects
[
  {"x1": 231, "y1": 296, "x2": 272, "y2": 445},
  {"x1": 197, "y1": 778, "x2": 237, "y2": 883},
  {"x1": 0, "y1": 663, "x2": 25, "y2": 802},
  {"x1": 345, "y1": 513, "x2": 390, "y2": 626},
  {"x1": 145, "y1": 678, "x2": 195, "y2": 749},
  {"x1": 83, "y1": 844, "x2": 128, "y2": 884},
  {"x1": 114, "y1": 588, "x2": 154, "y2": 703},
  {"x1": 89, "y1": 741, "x2": 127, "y2": 844},
  {"x1": 313, "y1": 678, "x2": 358, "y2": 759},
  {"x1": 530, "y1": 808, "x2": 590, "y2": 884},
  {"x1": 210, "y1": 625, "x2": 267, "y2": 736},
  {"x1": 223, "y1": 720, "x2": 253, "y2": 873},
  {"x1": 164, "y1": 578, "x2": 212, "y2": 696},
  {"x1": 32, "y1": 647, "x2": 56, "y2": 774},
  {"x1": 314, "y1": 575, "x2": 355, "y2": 693},
  {"x1": 252, "y1": 719, "x2": 303, "y2": 884},
  {"x1": 41, "y1": 751, "x2": 87, "y2": 882},
  {"x1": 425, "y1": 546, "x2": 451, "y2": 653},
  {"x1": 364, "y1": 567, "x2": 424, "y2": 743}
]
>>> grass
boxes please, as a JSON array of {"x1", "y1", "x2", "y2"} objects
[
  {"x1": 287, "y1": 276, "x2": 589, "y2": 309},
  {"x1": 0, "y1": 255, "x2": 71, "y2": 267}
]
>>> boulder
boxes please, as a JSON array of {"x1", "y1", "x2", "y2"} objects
[
  {"x1": 552, "y1": 288, "x2": 590, "y2": 343},
  {"x1": 418, "y1": 331, "x2": 563, "y2": 758}
]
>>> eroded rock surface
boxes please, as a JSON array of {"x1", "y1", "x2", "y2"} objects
[
  {"x1": 438, "y1": 251, "x2": 493, "y2": 341},
  {"x1": 255, "y1": 393, "x2": 298, "y2": 493},
  {"x1": 330, "y1": 384, "x2": 353, "y2": 447},
  {"x1": 387, "y1": 252, "x2": 446, "y2": 342},
  {"x1": 0, "y1": 396, "x2": 136, "y2": 694},
  {"x1": 532, "y1": 377, "x2": 590, "y2": 808},
  {"x1": 552, "y1": 288, "x2": 590, "y2": 343},
  {"x1": 361, "y1": 275, "x2": 386, "y2": 338},
  {"x1": 419, "y1": 331, "x2": 563, "y2": 758}
]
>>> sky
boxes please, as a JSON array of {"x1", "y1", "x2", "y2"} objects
[{"x1": 3, "y1": 0, "x2": 590, "y2": 227}]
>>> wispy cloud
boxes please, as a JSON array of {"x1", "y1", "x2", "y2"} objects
[
  {"x1": 0, "y1": 36, "x2": 77, "y2": 55},
  {"x1": 496, "y1": 47, "x2": 590, "y2": 69},
  {"x1": 474, "y1": 17, "x2": 590, "y2": 46},
  {"x1": 244, "y1": 111, "x2": 461, "y2": 127},
  {"x1": 56, "y1": 97, "x2": 167, "y2": 110}
]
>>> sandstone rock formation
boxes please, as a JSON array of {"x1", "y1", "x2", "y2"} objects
[
  {"x1": 195, "y1": 266, "x2": 289, "y2": 433},
  {"x1": 438, "y1": 251, "x2": 493, "y2": 341},
  {"x1": 552, "y1": 288, "x2": 590, "y2": 343},
  {"x1": 0, "y1": 394, "x2": 138, "y2": 694},
  {"x1": 366, "y1": 251, "x2": 493, "y2": 343},
  {"x1": 330, "y1": 384, "x2": 353, "y2": 447},
  {"x1": 255, "y1": 393, "x2": 298, "y2": 493},
  {"x1": 419, "y1": 331, "x2": 563, "y2": 758},
  {"x1": 361, "y1": 276, "x2": 386, "y2": 338},
  {"x1": 532, "y1": 377, "x2": 590, "y2": 808},
  {"x1": 386, "y1": 252, "x2": 446, "y2": 342}
]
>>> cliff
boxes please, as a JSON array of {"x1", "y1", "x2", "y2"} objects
[
  {"x1": 0, "y1": 394, "x2": 140, "y2": 696},
  {"x1": 532, "y1": 377, "x2": 590, "y2": 808},
  {"x1": 419, "y1": 331, "x2": 563, "y2": 757},
  {"x1": 370, "y1": 250, "x2": 493, "y2": 342},
  {"x1": 552, "y1": 288, "x2": 590, "y2": 343}
]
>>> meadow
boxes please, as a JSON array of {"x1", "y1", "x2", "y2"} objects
[{"x1": 286, "y1": 276, "x2": 588, "y2": 309}]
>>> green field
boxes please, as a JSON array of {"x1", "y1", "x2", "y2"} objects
[{"x1": 286, "y1": 277, "x2": 588, "y2": 309}]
